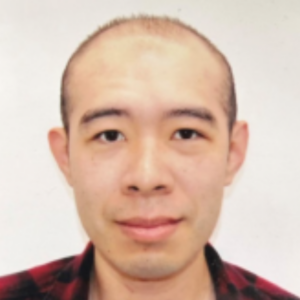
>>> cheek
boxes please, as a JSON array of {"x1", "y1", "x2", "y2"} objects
[
  {"x1": 179, "y1": 155, "x2": 226, "y2": 220},
  {"x1": 180, "y1": 152, "x2": 226, "y2": 191},
  {"x1": 71, "y1": 146, "x2": 121, "y2": 189},
  {"x1": 69, "y1": 151, "x2": 122, "y2": 225}
]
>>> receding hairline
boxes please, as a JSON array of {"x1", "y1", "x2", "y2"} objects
[
  {"x1": 74, "y1": 16, "x2": 223, "y2": 60},
  {"x1": 66, "y1": 15, "x2": 230, "y2": 77},
  {"x1": 61, "y1": 15, "x2": 236, "y2": 133}
]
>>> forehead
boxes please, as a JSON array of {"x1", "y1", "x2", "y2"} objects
[
  {"x1": 69, "y1": 32, "x2": 226, "y2": 85},
  {"x1": 65, "y1": 34, "x2": 228, "y2": 128}
]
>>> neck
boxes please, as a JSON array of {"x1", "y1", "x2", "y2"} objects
[{"x1": 90, "y1": 249, "x2": 215, "y2": 300}]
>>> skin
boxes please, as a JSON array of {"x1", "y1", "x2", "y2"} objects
[{"x1": 49, "y1": 32, "x2": 248, "y2": 300}]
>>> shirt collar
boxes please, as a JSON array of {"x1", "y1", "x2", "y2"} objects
[
  {"x1": 46, "y1": 242, "x2": 230, "y2": 300},
  {"x1": 45, "y1": 243, "x2": 93, "y2": 300}
]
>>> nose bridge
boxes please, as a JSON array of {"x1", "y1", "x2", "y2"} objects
[{"x1": 122, "y1": 137, "x2": 172, "y2": 196}]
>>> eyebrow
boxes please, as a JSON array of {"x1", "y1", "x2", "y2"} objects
[{"x1": 80, "y1": 106, "x2": 216, "y2": 127}]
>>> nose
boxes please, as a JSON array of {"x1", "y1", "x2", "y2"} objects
[{"x1": 121, "y1": 141, "x2": 173, "y2": 197}]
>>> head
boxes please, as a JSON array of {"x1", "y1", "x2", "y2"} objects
[{"x1": 49, "y1": 16, "x2": 248, "y2": 280}]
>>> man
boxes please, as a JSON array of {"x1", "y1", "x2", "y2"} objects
[{"x1": 0, "y1": 15, "x2": 298, "y2": 300}]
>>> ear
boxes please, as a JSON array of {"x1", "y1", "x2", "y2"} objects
[
  {"x1": 48, "y1": 127, "x2": 73, "y2": 186},
  {"x1": 224, "y1": 121, "x2": 249, "y2": 186}
]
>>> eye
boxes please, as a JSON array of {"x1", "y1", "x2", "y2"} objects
[
  {"x1": 174, "y1": 129, "x2": 203, "y2": 140},
  {"x1": 93, "y1": 129, "x2": 203, "y2": 143},
  {"x1": 94, "y1": 130, "x2": 125, "y2": 143}
]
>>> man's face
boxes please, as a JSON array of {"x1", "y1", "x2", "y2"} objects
[{"x1": 56, "y1": 35, "x2": 242, "y2": 280}]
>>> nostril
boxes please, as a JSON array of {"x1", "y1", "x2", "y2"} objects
[
  {"x1": 155, "y1": 185, "x2": 165, "y2": 190},
  {"x1": 129, "y1": 186, "x2": 139, "y2": 191}
]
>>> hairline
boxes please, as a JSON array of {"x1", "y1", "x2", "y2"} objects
[{"x1": 60, "y1": 15, "x2": 237, "y2": 134}]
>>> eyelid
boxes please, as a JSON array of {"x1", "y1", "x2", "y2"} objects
[
  {"x1": 173, "y1": 129, "x2": 205, "y2": 140},
  {"x1": 92, "y1": 128, "x2": 205, "y2": 143},
  {"x1": 93, "y1": 130, "x2": 125, "y2": 142}
]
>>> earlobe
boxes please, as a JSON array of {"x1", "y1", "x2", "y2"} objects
[
  {"x1": 225, "y1": 121, "x2": 249, "y2": 186},
  {"x1": 48, "y1": 128, "x2": 73, "y2": 186}
]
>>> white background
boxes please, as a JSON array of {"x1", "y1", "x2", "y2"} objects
[{"x1": 0, "y1": 0, "x2": 299, "y2": 295}]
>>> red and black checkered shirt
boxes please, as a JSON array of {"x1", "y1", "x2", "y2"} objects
[{"x1": 0, "y1": 243, "x2": 299, "y2": 300}]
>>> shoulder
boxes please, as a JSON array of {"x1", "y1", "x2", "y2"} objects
[
  {"x1": 0, "y1": 256, "x2": 74, "y2": 300},
  {"x1": 223, "y1": 261, "x2": 300, "y2": 300}
]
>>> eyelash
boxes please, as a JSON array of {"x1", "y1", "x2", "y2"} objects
[{"x1": 93, "y1": 129, "x2": 204, "y2": 143}]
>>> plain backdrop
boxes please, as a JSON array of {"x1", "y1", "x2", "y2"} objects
[{"x1": 0, "y1": 0, "x2": 299, "y2": 295}]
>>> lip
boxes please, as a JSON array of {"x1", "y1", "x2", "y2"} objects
[{"x1": 116, "y1": 217, "x2": 182, "y2": 243}]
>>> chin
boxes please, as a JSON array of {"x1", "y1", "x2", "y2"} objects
[
  {"x1": 117, "y1": 257, "x2": 182, "y2": 280},
  {"x1": 109, "y1": 245, "x2": 199, "y2": 281}
]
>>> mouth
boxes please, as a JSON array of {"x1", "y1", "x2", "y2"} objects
[{"x1": 116, "y1": 217, "x2": 182, "y2": 243}]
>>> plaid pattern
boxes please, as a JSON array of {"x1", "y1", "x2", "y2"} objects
[{"x1": 0, "y1": 243, "x2": 298, "y2": 300}]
